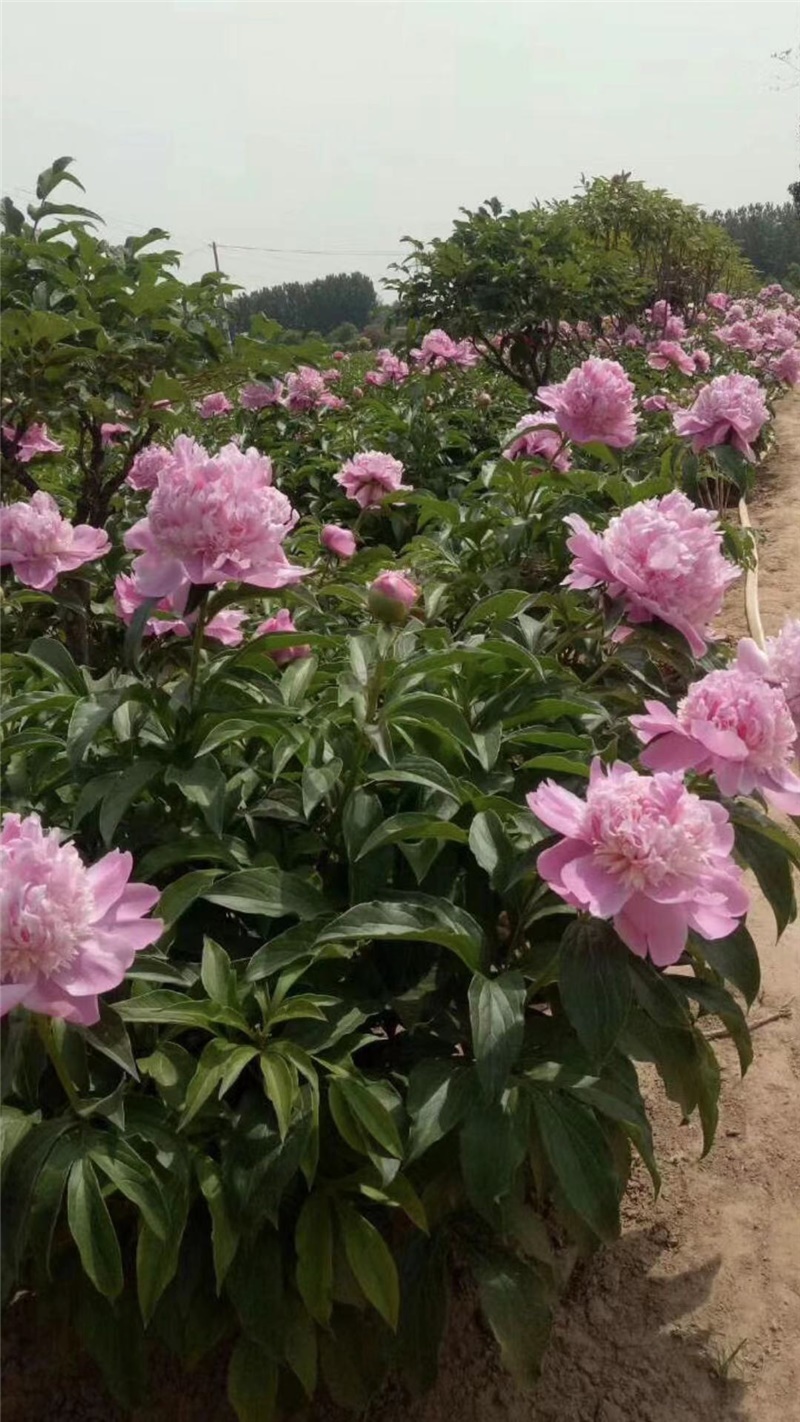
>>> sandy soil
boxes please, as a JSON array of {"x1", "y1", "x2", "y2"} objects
[{"x1": 3, "y1": 397, "x2": 799, "y2": 1422}]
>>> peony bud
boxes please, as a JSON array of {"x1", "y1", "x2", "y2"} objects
[
  {"x1": 368, "y1": 570, "x2": 419, "y2": 624},
  {"x1": 321, "y1": 524, "x2": 357, "y2": 559}
]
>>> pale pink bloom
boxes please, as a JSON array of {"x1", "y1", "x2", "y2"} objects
[
  {"x1": 502, "y1": 413, "x2": 572, "y2": 470},
  {"x1": 240, "y1": 380, "x2": 284, "y2": 410},
  {"x1": 647, "y1": 341, "x2": 696, "y2": 376},
  {"x1": 124, "y1": 436, "x2": 303, "y2": 597},
  {"x1": 663, "y1": 315, "x2": 688, "y2": 341},
  {"x1": 622, "y1": 324, "x2": 644, "y2": 347},
  {"x1": 0, "y1": 492, "x2": 110, "y2": 592},
  {"x1": 726, "y1": 303, "x2": 747, "y2": 322},
  {"x1": 672, "y1": 373, "x2": 769, "y2": 463},
  {"x1": 368, "y1": 570, "x2": 420, "y2": 622},
  {"x1": 706, "y1": 292, "x2": 730, "y2": 312},
  {"x1": 715, "y1": 321, "x2": 763, "y2": 354},
  {"x1": 564, "y1": 491, "x2": 739, "y2": 656},
  {"x1": 693, "y1": 349, "x2": 711, "y2": 373},
  {"x1": 452, "y1": 338, "x2": 480, "y2": 370},
  {"x1": 321, "y1": 524, "x2": 357, "y2": 558},
  {"x1": 114, "y1": 574, "x2": 246, "y2": 645},
  {"x1": 15, "y1": 423, "x2": 64, "y2": 464},
  {"x1": 575, "y1": 321, "x2": 594, "y2": 342},
  {"x1": 335, "y1": 450, "x2": 411, "y2": 509},
  {"x1": 411, "y1": 330, "x2": 479, "y2": 371},
  {"x1": 317, "y1": 392, "x2": 347, "y2": 412},
  {"x1": 196, "y1": 392, "x2": 233, "y2": 419},
  {"x1": 365, "y1": 349, "x2": 410, "y2": 387},
  {"x1": 759, "y1": 284, "x2": 784, "y2": 301},
  {"x1": 642, "y1": 394, "x2": 678, "y2": 414},
  {"x1": 768, "y1": 347, "x2": 800, "y2": 387},
  {"x1": 631, "y1": 669, "x2": 800, "y2": 814},
  {"x1": 332, "y1": 350, "x2": 347, "y2": 361},
  {"x1": 527, "y1": 759, "x2": 749, "y2": 966},
  {"x1": 101, "y1": 422, "x2": 132, "y2": 446},
  {"x1": 0, "y1": 813, "x2": 162, "y2": 1026},
  {"x1": 537, "y1": 358, "x2": 638, "y2": 449},
  {"x1": 322, "y1": 368, "x2": 341, "y2": 384},
  {"x1": 648, "y1": 300, "x2": 672, "y2": 328},
  {"x1": 284, "y1": 366, "x2": 326, "y2": 412},
  {"x1": 256, "y1": 608, "x2": 310, "y2": 665},
  {"x1": 737, "y1": 621, "x2": 800, "y2": 735},
  {"x1": 126, "y1": 443, "x2": 171, "y2": 492}
]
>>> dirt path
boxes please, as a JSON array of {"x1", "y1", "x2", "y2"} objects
[{"x1": 367, "y1": 395, "x2": 800, "y2": 1422}]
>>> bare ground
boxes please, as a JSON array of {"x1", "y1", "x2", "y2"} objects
[{"x1": 3, "y1": 398, "x2": 800, "y2": 1422}]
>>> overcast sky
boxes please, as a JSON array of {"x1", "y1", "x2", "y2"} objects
[{"x1": 2, "y1": 2, "x2": 798, "y2": 296}]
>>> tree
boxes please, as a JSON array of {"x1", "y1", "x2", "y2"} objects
[
  {"x1": 228, "y1": 271, "x2": 376, "y2": 336},
  {"x1": 710, "y1": 202, "x2": 800, "y2": 283}
]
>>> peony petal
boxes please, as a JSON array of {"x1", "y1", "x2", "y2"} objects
[
  {"x1": 86, "y1": 850, "x2": 133, "y2": 920},
  {"x1": 615, "y1": 894, "x2": 688, "y2": 966},
  {"x1": 535, "y1": 839, "x2": 589, "y2": 907},
  {"x1": 639, "y1": 732, "x2": 705, "y2": 774},
  {"x1": 0, "y1": 981, "x2": 33, "y2": 1016},
  {"x1": 560, "y1": 853, "x2": 630, "y2": 918},
  {"x1": 526, "y1": 781, "x2": 587, "y2": 838}
]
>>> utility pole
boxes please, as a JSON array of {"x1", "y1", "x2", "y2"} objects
[
  {"x1": 211, "y1": 240, "x2": 221, "y2": 274},
  {"x1": 210, "y1": 241, "x2": 233, "y2": 348}
]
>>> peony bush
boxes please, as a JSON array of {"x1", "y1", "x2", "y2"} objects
[{"x1": 2, "y1": 163, "x2": 799, "y2": 1419}]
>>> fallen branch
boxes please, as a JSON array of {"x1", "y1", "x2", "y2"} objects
[
  {"x1": 702, "y1": 1003, "x2": 794, "y2": 1041},
  {"x1": 738, "y1": 496, "x2": 765, "y2": 650}
]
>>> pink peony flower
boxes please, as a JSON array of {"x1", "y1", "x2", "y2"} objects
[
  {"x1": 622, "y1": 324, "x2": 644, "y2": 347},
  {"x1": 527, "y1": 759, "x2": 749, "y2": 966},
  {"x1": 284, "y1": 366, "x2": 326, "y2": 412},
  {"x1": 537, "y1": 358, "x2": 638, "y2": 449},
  {"x1": 196, "y1": 392, "x2": 233, "y2": 419},
  {"x1": 0, "y1": 813, "x2": 162, "y2": 1025},
  {"x1": 693, "y1": 348, "x2": 711, "y2": 373},
  {"x1": 256, "y1": 608, "x2": 310, "y2": 665},
  {"x1": 631, "y1": 669, "x2": 800, "y2": 814},
  {"x1": 502, "y1": 413, "x2": 572, "y2": 470},
  {"x1": 365, "y1": 349, "x2": 410, "y2": 387},
  {"x1": 672, "y1": 373, "x2": 769, "y2": 462},
  {"x1": 0, "y1": 492, "x2": 110, "y2": 592},
  {"x1": 564, "y1": 491, "x2": 739, "y2": 656},
  {"x1": 642, "y1": 394, "x2": 678, "y2": 414},
  {"x1": 368, "y1": 570, "x2": 420, "y2": 623},
  {"x1": 240, "y1": 380, "x2": 284, "y2": 410},
  {"x1": 114, "y1": 574, "x2": 246, "y2": 645},
  {"x1": 648, "y1": 300, "x2": 672, "y2": 328},
  {"x1": 332, "y1": 350, "x2": 347, "y2": 361},
  {"x1": 715, "y1": 321, "x2": 763, "y2": 354},
  {"x1": 321, "y1": 524, "x2": 357, "y2": 559},
  {"x1": 663, "y1": 315, "x2": 688, "y2": 341},
  {"x1": 317, "y1": 392, "x2": 347, "y2": 412},
  {"x1": 124, "y1": 436, "x2": 303, "y2": 597},
  {"x1": 737, "y1": 621, "x2": 800, "y2": 735},
  {"x1": 646, "y1": 341, "x2": 696, "y2": 376},
  {"x1": 335, "y1": 450, "x2": 411, "y2": 509},
  {"x1": 101, "y1": 422, "x2": 132, "y2": 446},
  {"x1": 14, "y1": 423, "x2": 64, "y2": 464},
  {"x1": 706, "y1": 292, "x2": 730, "y2": 312},
  {"x1": 768, "y1": 347, "x2": 800, "y2": 387},
  {"x1": 126, "y1": 443, "x2": 171, "y2": 492},
  {"x1": 410, "y1": 330, "x2": 479, "y2": 371}
]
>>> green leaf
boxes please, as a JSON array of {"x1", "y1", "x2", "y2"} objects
[
  {"x1": 468, "y1": 810, "x2": 514, "y2": 889},
  {"x1": 674, "y1": 978, "x2": 753, "y2": 1075},
  {"x1": 301, "y1": 759, "x2": 343, "y2": 818},
  {"x1": 459, "y1": 589, "x2": 532, "y2": 630},
  {"x1": 280, "y1": 653, "x2": 318, "y2": 705},
  {"x1": 204, "y1": 867, "x2": 327, "y2": 919},
  {"x1": 367, "y1": 757, "x2": 465, "y2": 799},
  {"x1": 116, "y1": 990, "x2": 246, "y2": 1030},
  {"x1": 335, "y1": 1078, "x2": 404, "y2": 1158},
  {"x1": 692, "y1": 925, "x2": 760, "y2": 1008},
  {"x1": 475, "y1": 1252, "x2": 552, "y2": 1387},
  {"x1": 181, "y1": 1040, "x2": 259, "y2": 1128},
  {"x1": 136, "y1": 1181, "x2": 189, "y2": 1324},
  {"x1": 407, "y1": 1060, "x2": 475, "y2": 1161},
  {"x1": 530, "y1": 1090, "x2": 620, "y2": 1241},
  {"x1": 283, "y1": 1293, "x2": 318, "y2": 1397},
  {"x1": 259, "y1": 1052, "x2": 296, "y2": 1139},
  {"x1": 200, "y1": 937, "x2": 237, "y2": 1007},
  {"x1": 468, "y1": 972, "x2": 526, "y2": 1100},
  {"x1": 195, "y1": 1154, "x2": 239, "y2": 1291},
  {"x1": 460, "y1": 1095, "x2": 528, "y2": 1216},
  {"x1": 735, "y1": 822, "x2": 797, "y2": 937},
  {"x1": 337, "y1": 1201, "x2": 400, "y2": 1329},
  {"x1": 295, "y1": 1192, "x2": 333, "y2": 1326},
  {"x1": 22, "y1": 636, "x2": 85, "y2": 694},
  {"x1": 316, "y1": 896, "x2": 485, "y2": 972},
  {"x1": 82, "y1": 1003, "x2": 139, "y2": 1079},
  {"x1": 66, "y1": 1157, "x2": 123, "y2": 1299},
  {"x1": 166, "y1": 760, "x2": 226, "y2": 837},
  {"x1": 99, "y1": 760, "x2": 161, "y2": 846},
  {"x1": 138, "y1": 1042, "x2": 195, "y2": 1109},
  {"x1": 558, "y1": 919, "x2": 633, "y2": 1065},
  {"x1": 356, "y1": 813, "x2": 467, "y2": 860},
  {"x1": 227, "y1": 1338, "x2": 278, "y2": 1422},
  {"x1": 396, "y1": 1233, "x2": 449, "y2": 1394},
  {"x1": 88, "y1": 1137, "x2": 169, "y2": 1239},
  {"x1": 158, "y1": 869, "x2": 223, "y2": 926}
]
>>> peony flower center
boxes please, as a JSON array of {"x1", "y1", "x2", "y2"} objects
[
  {"x1": 587, "y1": 776, "x2": 715, "y2": 891},
  {"x1": 1, "y1": 835, "x2": 94, "y2": 980}
]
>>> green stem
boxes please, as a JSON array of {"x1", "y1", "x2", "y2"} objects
[
  {"x1": 187, "y1": 592, "x2": 209, "y2": 706},
  {"x1": 34, "y1": 1015, "x2": 82, "y2": 1113}
]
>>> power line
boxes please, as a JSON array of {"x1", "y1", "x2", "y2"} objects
[{"x1": 215, "y1": 241, "x2": 404, "y2": 257}]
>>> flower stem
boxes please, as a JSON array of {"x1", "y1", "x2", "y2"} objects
[
  {"x1": 188, "y1": 592, "x2": 209, "y2": 705},
  {"x1": 34, "y1": 1015, "x2": 82, "y2": 1113}
]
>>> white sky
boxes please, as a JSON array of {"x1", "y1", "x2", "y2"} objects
[{"x1": 2, "y1": 2, "x2": 798, "y2": 296}]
